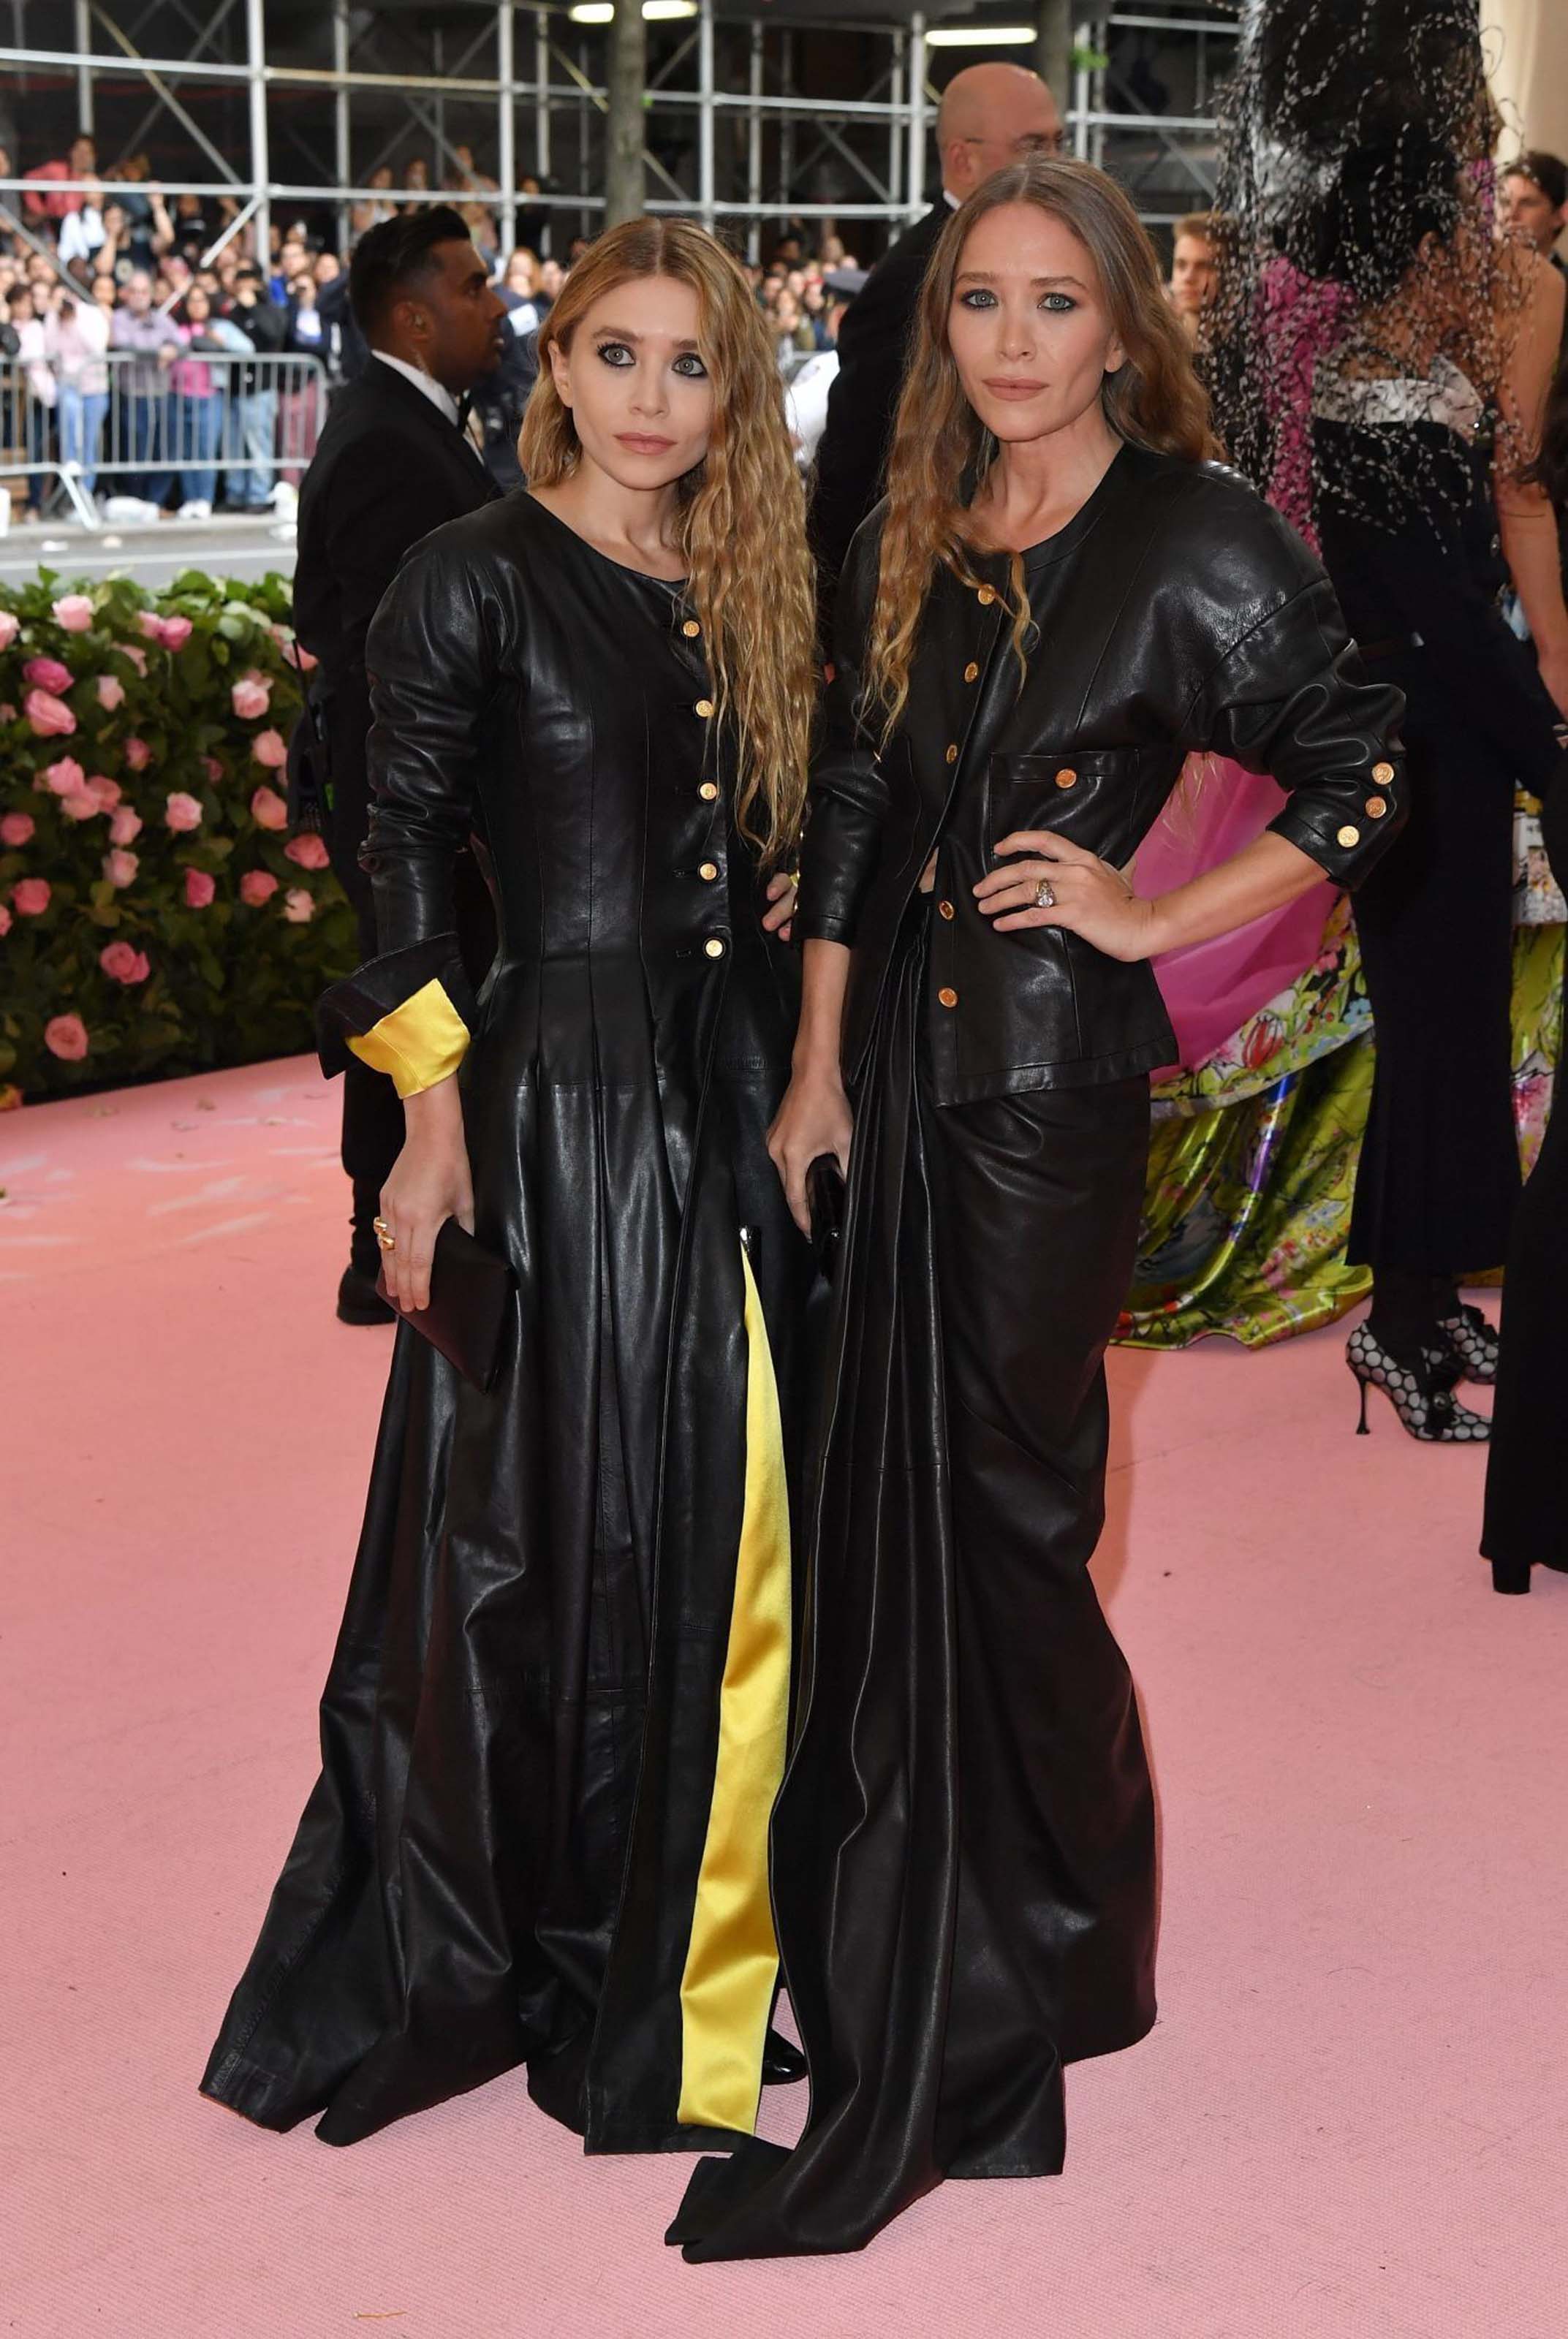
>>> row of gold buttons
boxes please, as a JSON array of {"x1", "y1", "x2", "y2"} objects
[{"x1": 680, "y1": 618, "x2": 724, "y2": 955}]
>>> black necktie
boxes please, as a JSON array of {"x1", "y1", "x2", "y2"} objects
[{"x1": 455, "y1": 390, "x2": 474, "y2": 433}]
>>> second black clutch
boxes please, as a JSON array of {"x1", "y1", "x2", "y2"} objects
[{"x1": 377, "y1": 1216, "x2": 514, "y2": 1392}]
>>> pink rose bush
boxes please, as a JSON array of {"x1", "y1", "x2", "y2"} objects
[{"x1": 1, "y1": 570, "x2": 352, "y2": 1098}]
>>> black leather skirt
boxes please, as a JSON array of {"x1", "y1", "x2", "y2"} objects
[{"x1": 670, "y1": 914, "x2": 1158, "y2": 2258}]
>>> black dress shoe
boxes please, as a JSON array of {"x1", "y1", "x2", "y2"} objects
[
  {"x1": 337, "y1": 1259, "x2": 396, "y2": 1325},
  {"x1": 761, "y1": 2029, "x2": 808, "y2": 2085}
]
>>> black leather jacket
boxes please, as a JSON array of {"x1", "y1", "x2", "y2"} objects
[{"x1": 795, "y1": 443, "x2": 1410, "y2": 1102}]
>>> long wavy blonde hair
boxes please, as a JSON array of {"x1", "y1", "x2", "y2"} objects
[
  {"x1": 520, "y1": 219, "x2": 816, "y2": 863},
  {"x1": 866, "y1": 156, "x2": 1220, "y2": 740}
]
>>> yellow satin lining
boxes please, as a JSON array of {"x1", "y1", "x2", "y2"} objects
[
  {"x1": 675, "y1": 1245, "x2": 792, "y2": 2135},
  {"x1": 345, "y1": 977, "x2": 470, "y2": 1099}
]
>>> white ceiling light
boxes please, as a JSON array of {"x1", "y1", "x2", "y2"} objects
[
  {"x1": 927, "y1": 24, "x2": 1037, "y2": 45},
  {"x1": 567, "y1": 1, "x2": 697, "y2": 18}
]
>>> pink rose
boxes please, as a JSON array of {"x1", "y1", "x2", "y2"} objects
[
  {"x1": 11, "y1": 877, "x2": 50, "y2": 916},
  {"x1": 43, "y1": 757, "x2": 86, "y2": 797},
  {"x1": 202, "y1": 755, "x2": 225, "y2": 785},
  {"x1": 94, "y1": 673, "x2": 126, "y2": 712},
  {"x1": 0, "y1": 903, "x2": 10, "y2": 937},
  {"x1": 164, "y1": 791, "x2": 203, "y2": 833},
  {"x1": 0, "y1": 705, "x2": 15, "y2": 722},
  {"x1": 249, "y1": 784, "x2": 288, "y2": 831},
  {"x1": 99, "y1": 939, "x2": 151, "y2": 985},
  {"x1": 23, "y1": 656, "x2": 73, "y2": 694},
  {"x1": 24, "y1": 689, "x2": 76, "y2": 738},
  {"x1": 0, "y1": 610, "x2": 18, "y2": 651},
  {"x1": 86, "y1": 775, "x2": 121, "y2": 809},
  {"x1": 183, "y1": 867, "x2": 217, "y2": 909},
  {"x1": 136, "y1": 610, "x2": 164, "y2": 640},
  {"x1": 1, "y1": 811, "x2": 35, "y2": 846},
  {"x1": 123, "y1": 736, "x2": 151, "y2": 771},
  {"x1": 284, "y1": 830, "x2": 330, "y2": 870},
  {"x1": 44, "y1": 1014, "x2": 89, "y2": 1061},
  {"x1": 61, "y1": 791, "x2": 101, "y2": 823},
  {"x1": 230, "y1": 671, "x2": 272, "y2": 720},
  {"x1": 296, "y1": 644, "x2": 318, "y2": 672},
  {"x1": 51, "y1": 594, "x2": 95, "y2": 634},
  {"x1": 251, "y1": 729, "x2": 288, "y2": 770},
  {"x1": 102, "y1": 849, "x2": 139, "y2": 889},
  {"x1": 121, "y1": 644, "x2": 148, "y2": 677},
  {"x1": 108, "y1": 806, "x2": 143, "y2": 846},
  {"x1": 283, "y1": 887, "x2": 316, "y2": 924},
  {"x1": 239, "y1": 868, "x2": 279, "y2": 906},
  {"x1": 159, "y1": 615, "x2": 193, "y2": 651}
]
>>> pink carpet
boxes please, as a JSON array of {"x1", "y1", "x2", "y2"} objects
[{"x1": 6, "y1": 1055, "x2": 1567, "y2": 2338}]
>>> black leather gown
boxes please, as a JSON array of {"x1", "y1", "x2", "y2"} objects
[
  {"x1": 200, "y1": 492, "x2": 817, "y2": 2156},
  {"x1": 671, "y1": 444, "x2": 1408, "y2": 2256}
]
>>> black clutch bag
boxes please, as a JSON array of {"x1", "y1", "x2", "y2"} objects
[
  {"x1": 806, "y1": 1156, "x2": 847, "y2": 1284},
  {"x1": 376, "y1": 1217, "x2": 513, "y2": 1392}
]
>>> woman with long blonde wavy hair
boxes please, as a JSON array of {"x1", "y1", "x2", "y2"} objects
[
  {"x1": 673, "y1": 157, "x2": 1408, "y2": 2256},
  {"x1": 201, "y1": 219, "x2": 825, "y2": 2164}
]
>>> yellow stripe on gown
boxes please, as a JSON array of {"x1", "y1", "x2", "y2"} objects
[{"x1": 675, "y1": 1243, "x2": 792, "y2": 2135}]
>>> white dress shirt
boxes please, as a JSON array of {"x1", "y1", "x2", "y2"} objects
[{"x1": 371, "y1": 349, "x2": 461, "y2": 427}]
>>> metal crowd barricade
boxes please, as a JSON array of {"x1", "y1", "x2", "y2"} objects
[{"x1": 0, "y1": 348, "x2": 332, "y2": 529}]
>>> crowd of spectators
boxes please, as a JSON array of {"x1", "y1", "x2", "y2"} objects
[{"x1": 0, "y1": 124, "x2": 874, "y2": 519}]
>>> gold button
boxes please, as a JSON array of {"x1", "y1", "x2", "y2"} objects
[
  {"x1": 938, "y1": 985, "x2": 958, "y2": 1007},
  {"x1": 698, "y1": 860, "x2": 719, "y2": 882},
  {"x1": 1055, "y1": 766, "x2": 1077, "y2": 789},
  {"x1": 977, "y1": 585, "x2": 996, "y2": 606},
  {"x1": 694, "y1": 699, "x2": 714, "y2": 719},
  {"x1": 704, "y1": 936, "x2": 725, "y2": 958},
  {"x1": 1337, "y1": 824, "x2": 1360, "y2": 848},
  {"x1": 1372, "y1": 760, "x2": 1393, "y2": 783},
  {"x1": 699, "y1": 781, "x2": 719, "y2": 801},
  {"x1": 963, "y1": 661, "x2": 980, "y2": 683},
  {"x1": 1366, "y1": 795, "x2": 1387, "y2": 819},
  {"x1": 683, "y1": 618, "x2": 701, "y2": 638},
  {"x1": 938, "y1": 898, "x2": 955, "y2": 920},
  {"x1": 944, "y1": 743, "x2": 959, "y2": 765}
]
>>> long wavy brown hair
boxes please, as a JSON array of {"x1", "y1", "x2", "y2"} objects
[
  {"x1": 866, "y1": 156, "x2": 1219, "y2": 740},
  {"x1": 520, "y1": 218, "x2": 815, "y2": 863}
]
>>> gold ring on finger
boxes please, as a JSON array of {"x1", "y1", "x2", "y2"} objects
[
  {"x1": 1034, "y1": 878, "x2": 1056, "y2": 909},
  {"x1": 375, "y1": 1229, "x2": 397, "y2": 1251}
]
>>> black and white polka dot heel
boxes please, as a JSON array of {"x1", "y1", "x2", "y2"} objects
[
  {"x1": 1437, "y1": 1303, "x2": 1500, "y2": 1386},
  {"x1": 1347, "y1": 1322, "x2": 1490, "y2": 1442}
]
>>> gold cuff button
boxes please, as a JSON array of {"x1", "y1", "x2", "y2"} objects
[
  {"x1": 963, "y1": 661, "x2": 980, "y2": 683},
  {"x1": 698, "y1": 780, "x2": 719, "y2": 801},
  {"x1": 1372, "y1": 760, "x2": 1394, "y2": 783},
  {"x1": 977, "y1": 585, "x2": 996, "y2": 606},
  {"x1": 1055, "y1": 767, "x2": 1077, "y2": 789},
  {"x1": 704, "y1": 936, "x2": 726, "y2": 958},
  {"x1": 938, "y1": 898, "x2": 955, "y2": 920},
  {"x1": 698, "y1": 861, "x2": 719, "y2": 882},
  {"x1": 938, "y1": 985, "x2": 958, "y2": 1007},
  {"x1": 1366, "y1": 795, "x2": 1387, "y2": 819},
  {"x1": 694, "y1": 699, "x2": 715, "y2": 719},
  {"x1": 1337, "y1": 824, "x2": 1360, "y2": 848},
  {"x1": 682, "y1": 618, "x2": 701, "y2": 638},
  {"x1": 944, "y1": 743, "x2": 959, "y2": 765}
]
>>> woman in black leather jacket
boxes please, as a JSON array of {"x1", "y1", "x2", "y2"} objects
[
  {"x1": 202, "y1": 223, "x2": 821, "y2": 2159},
  {"x1": 670, "y1": 159, "x2": 1407, "y2": 2259}
]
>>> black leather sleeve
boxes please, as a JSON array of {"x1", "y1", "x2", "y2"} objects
[
  {"x1": 1186, "y1": 512, "x2": 1409, "y2": 889},
  {"x1": 794, "y1": 521, "x2": 894, "y2": 947},
  {"x1": 360, "y1": 539, "x2": 504, "y2": 963}
]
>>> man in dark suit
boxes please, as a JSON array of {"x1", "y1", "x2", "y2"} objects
[
  {"x1": 809, "y1": 61, "x2": 1063, "y2": 632},
  {"x1": 294, "y1": 203, "x2": 507, "y2": 1321}
]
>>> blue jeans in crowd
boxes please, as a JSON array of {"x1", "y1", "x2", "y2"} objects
[
  {"x1": 229, "y1": 387, "x2": 277, "y2": 509},
  {"x1": 128, "y1": 392, "x2": 171, "y2": 504},
  {"x1": 57, "y1": 387, "x2": 110, "y2": 496},
  {"x1": 173, "y1": 393, "x2": 222, "y2": 507}
]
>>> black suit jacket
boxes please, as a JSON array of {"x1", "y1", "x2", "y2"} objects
[{"x1": 808, "y1": 203, "x2": 949, "y2": 627}]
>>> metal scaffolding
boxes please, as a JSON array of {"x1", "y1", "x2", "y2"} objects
[{"x1": 1, "y1": 2, "x2": 1235, "y2": 262}]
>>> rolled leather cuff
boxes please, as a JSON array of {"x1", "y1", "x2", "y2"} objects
[
  {"x1": 1266, "y1": 769, "x2": 1406, "y2": 890},
  {"x1": 317, "y1": 933, "x2": 478, "y2": 1094}
]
